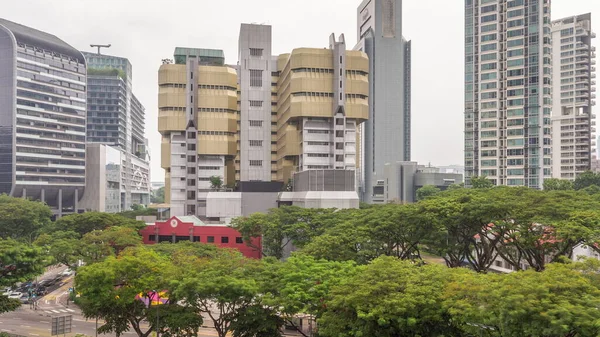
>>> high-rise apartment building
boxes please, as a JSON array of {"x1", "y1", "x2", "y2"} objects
[
  {"x1": 355, "y1": 0, "x2": 411, "y2": 203},
  {"x1": 159, "y1": 26, "x2": 369, "y2": 218},
  {"x1": 79, "y1": 52, "x2": 150, "y2": 212},
  {"x1": 0, "y1": 18, "x2": 87, "y2": 216},
  {"x1": 551, "y1": 13, "x2": 596, "y2": 180},
  {"x1": 158, "y1": 48, "x2": 238, "y2": 217},
  {"x1": 464, "y1": 0, "x2": 553, "y2": 189}
]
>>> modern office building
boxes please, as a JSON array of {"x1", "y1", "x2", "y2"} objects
[
  {"x1": 0, "y1": 18, "x2": 87, "y2": 216},
  {"x1": 159, "y1": 26, "x2": 370, "y2": 219},
  {"x1": 80, "y1": 52, "x2": 150, "y2": 211},
  {"x1": 551, "y1": 13, "x2": 597, "y2": 180},
  {"x1": 158, "y1": 48, "x2": 238, "y2": 217},
  {"x1": 355, "y1": 0, "x2": 411, "y2": 203},
  {"x1": 464, "y1": 0, "x2": 553, "y2": 189}
]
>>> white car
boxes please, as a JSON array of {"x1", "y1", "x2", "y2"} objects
[
  {"x1": 7, "y1": 292, "x2": 22, "y2": 299},
  {"x1": 60, "y1": 269, "x2": 74, "y2": 277}
]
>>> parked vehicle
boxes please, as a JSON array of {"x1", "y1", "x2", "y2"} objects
[
  {"x1": 60, "y1": 269, "x2": 74, "y2": 277},
  {"x1": 19, "y1": 295, "x2": 30, "y2": 304},
  {"x1": 7, "y1": 292, "x2": 22, "y2": 299}
]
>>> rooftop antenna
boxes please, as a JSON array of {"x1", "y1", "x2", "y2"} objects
[{"x1": 90, "y1": 44, "x2": 111, "y2": 55}]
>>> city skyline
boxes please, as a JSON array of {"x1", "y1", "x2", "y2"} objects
[{"x1": 1, "y1": 0, "x2": 600, "y2": 182}]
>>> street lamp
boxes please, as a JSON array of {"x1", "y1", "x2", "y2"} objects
[{"x1": 152, "y1": 290, "x2": 160, "y2": 337}]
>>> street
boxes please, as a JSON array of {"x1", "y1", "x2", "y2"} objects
[
  {"x1": 1, "y1": 266, "x2": 227, "y2": 337},
  {"x1": 0, "y1": 306, "x2": 225, "y2": 337}
]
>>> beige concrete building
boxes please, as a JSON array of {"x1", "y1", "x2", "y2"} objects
[
  {"x1": 158, "y1": 48, "x2": 238, "y2": 216},
  {"x1": 159, "y1": 30, "x2": 369, "y2": 219}
]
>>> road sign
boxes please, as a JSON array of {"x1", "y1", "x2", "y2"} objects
[{"x1": 51, "y1": 315, "x2": 72, "y2": 336}]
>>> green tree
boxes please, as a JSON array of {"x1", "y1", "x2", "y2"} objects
[
  {"x1": 415, "y1": 185, "x2": 441, "y2": 201},
  {"x1": 231, "y1": 207, "x2": 340, "y2": 259},
  {"x1": 574, "y1": 171, "x2": 600, "y2": 190},
  {"x1": 0, "y1": 238, "x2": 45, "y2": 313},
  {"x1": 543, "y1": 178, "x2": 574, "y2": 191},
  {"x1": 80, "y1": 226, "x2": 143, "y2": 264},
  {"x1": 264, "y1": 255, "x2": 357, "y2": 336},
  {"x1": 173, "y1": 252, "x2": 263, "y2": 337},
  {"x1": 319, "y1": 257, "x2": 462, "y2": 337},
  {"x1": 49, "y1": 212, "x2": 146, "y2": 236},
  {"x1": 34, "y1": 231, "x2": 82, "y2": 269},
  {"x1": 445, "y1": 264, "x2": 600, "y2": 337},
  {"x1": 581, "y1": 184, "x2": 600, "y2": 195},
  {"x1": 470, "y1": 176, "x2": 494, "y2": 188},
  {"x1": 446, "y1": 183, "x2": 464, "y2": 190},
  {"x1": 151, "y1": 187, "x2": 165, "y2": 204},
  {"x1": 118, "y1": 208, "x2": 158, "y2": 219},
  {"x1": 229, "y1": 305, "x2": 284, "y2": 337},
  {"x1": 0, "y1": 195, "x2": 52, "y2": 241},
  {"x1": 210, "y1": 176, "x2": 223, "y2": 190},
  {"x1": 76, "y1": 246, "x2": 200, "y2": 337}
]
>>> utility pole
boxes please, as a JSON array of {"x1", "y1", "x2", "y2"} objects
[{"x1": 90, "y1": 44, "x2": 111, "y2": 55}]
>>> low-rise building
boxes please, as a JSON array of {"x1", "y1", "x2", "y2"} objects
[{"x1": 139, "y1": 215, "x2": 262, "y2": 259}]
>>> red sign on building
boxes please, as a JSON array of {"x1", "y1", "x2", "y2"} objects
[{"x1": 139, "y1": 216, "x2": 261, "y2": 259}]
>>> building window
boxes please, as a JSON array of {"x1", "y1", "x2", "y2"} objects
[
  {"x1": 249, "y1": 140, "x2": 263, "y2": 146},
  {"x1": 148, "y1": 235, "x2": 156, "y2": 242},
  {"x1": 187, "y1": 179, "x2": 196, "y2": 186},
  {"x1": 249, "y1": 160, "x2": 263, "y2": 166},
  {"x1": 207, "y1": 236, "x2": 215, "y2": 243},
  {"x1": 193, "y1": 236, "x2": 200, "y2": 242},
  {"x1": 187, "y1": 167, "x2": 196, "y2": 174},
  {"x1": 188, "y1": 143, "x2": 196, "y2": 151},
  {"x1": 249, "y1": 100, "x2": 263, "y2": 107},
  {"x1": 187, "y1": 132, "x2": 196, "y2": 139},
  {"x1": 249, "y1": 69, "x2": 263, "y2": 87},
  {"x1": 250, "y1": 48, "x2": 263, "y2": 57},
  {"x1": 236, "y1": 237, "x2": 243, "y2": 244},
  {"x1": 175, "y1": 236, "x2": 190, "y2": 243},
  {"x1": 249, "y1": 120, "x2": 263, "y2": 127},
  {"x1": 187, "y1": 191, "x2": 196, "y2": 200},
  {"x1": 188, "y1": 155, "x2": 196, "y2": 163},
  {"x1": 221, "y1": 237, "x2": 229, "y2": 244}
]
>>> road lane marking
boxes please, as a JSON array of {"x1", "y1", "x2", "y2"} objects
[
  {"x1": 51, "y1": 310, "x2": 60, "y2": 313},
  {"x1": 28, "y1": 334, "x2": 39, "y2": 336},
  {"x1": 39, "y1": 321, "x2": 50, "y2": 323},
  {"x1": 23, "y1": 325, "x2": 31, "y2": 328},
  {"x1": 66, "y1": 308, "x2": 75, "y2": 312}
]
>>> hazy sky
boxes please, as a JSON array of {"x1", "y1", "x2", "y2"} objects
[{"x1": 2, "y1": 0, "x2": 599, "y2": 182}]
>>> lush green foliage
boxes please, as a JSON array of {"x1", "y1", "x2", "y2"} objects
[
  {"x1": 573, "y1": 171, "x2": 600, "y2": 191},
  {"x1": 151, "y1": 187, "x2": 165, "y2": 204},
  {"x1": 543, "y1": 178, "x2": 574, "y2": 191},
  {"x1": 0, "y1": 195, "x2": 52, "y2": 241},
  {"x1": 416, "y1": 185, "x2": 441, "y2": 200},
  {"x1": 47, "y1": 212, "x2": 145, "y2": 236}
]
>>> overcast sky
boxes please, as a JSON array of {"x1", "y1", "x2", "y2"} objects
[{"x1": 2, "y1": 0, "x2": 599, "y2": 182}]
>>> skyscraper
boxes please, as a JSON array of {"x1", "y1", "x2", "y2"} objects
[
  {"x1": 0, "y1": 18, "x2": 87, "y2": 216},
  {"x1": 464, "y1": 0, "x2": 553, "y2": 188},
  {"x1": 79, "y1": 52, "x2": 150, "y2": 212},
  {"x1": 551, "y1": 13, "x2": 596, "y2": 180},
  {"x1": 355, "y1": 0, "x2": 411, "y2": 203}
]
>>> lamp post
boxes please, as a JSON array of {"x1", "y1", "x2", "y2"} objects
[{"x1": 153, "y1": 290, "x2": 160, "y2": 337}]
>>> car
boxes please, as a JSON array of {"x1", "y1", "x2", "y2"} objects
[
  {"x1": 19, "y1": 295, "x2": 30, "y2": 304},
  {"x1": 60, "y1": 269, "x2": 74, "y2": 277},
  {"x1": 7, "y1": 292, "x2": 22, "y2": 299}
]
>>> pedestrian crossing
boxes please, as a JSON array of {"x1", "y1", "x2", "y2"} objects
[{"x1": 42, "y1": 308, "x2": 75, "y2": 314}]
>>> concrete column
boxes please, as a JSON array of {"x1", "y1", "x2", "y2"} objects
[
  {"x1": 74, "y1": 189, "x2": 79, "y2": 213},
  {"x1": 22, "y1": 188, "x2": 26, "y2": 199},
  {"x1": 58, "y1": 189, "x2": 63, "y2": 218},
  {"x1": 40, "y1": 189, "x2": 45, "y2": 203}
]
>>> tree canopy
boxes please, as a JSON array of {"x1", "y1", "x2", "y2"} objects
[{"x1": 0, "y1": 195, "x2": 52, "y2": 241}]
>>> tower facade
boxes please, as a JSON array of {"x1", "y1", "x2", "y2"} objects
[
  {"x1": 551, "y1": 13, "x2": 596, "y2": 180},
  {"x1": 0, "y1": 18, "x2": 87, "y2": 216},
  {"x1": 355, "y1": 0, "x2": 411, "y2": 203},
  {"x1": 464, "y1": 0, "x2": 553, "y2": 188},
  {"x1": 158, "y1": 48, "x2": 237, "y2": 216}
]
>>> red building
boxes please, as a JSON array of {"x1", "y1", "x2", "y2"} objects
[{"x1": 139, "y1": 216, "x2": 262, "y2": 259}]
